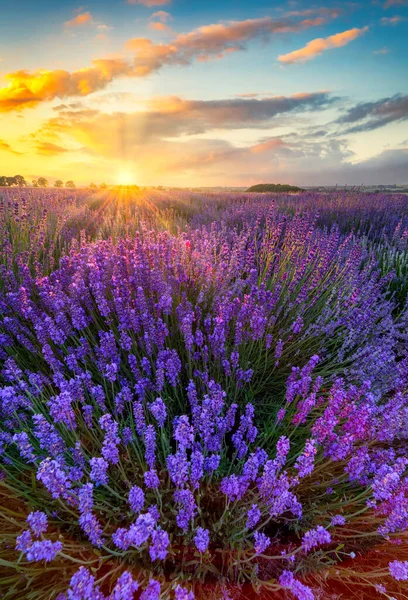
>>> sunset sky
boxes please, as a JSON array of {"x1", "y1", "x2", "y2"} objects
[{"x1": 0, "y1": 0, "x2": 407, "y2": 187}]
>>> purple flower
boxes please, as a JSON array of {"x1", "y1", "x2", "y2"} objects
[
  {"x1": 12, "y1": 432, "x2": 36, "y2": 463},
  {"x1": 279, "y1": 571, "x2": 315, "y2": 600},
  {"x1": 110, "y1": 572, "x2": 139, "y2": 600},
  {"x1": 140, "y1": 580, "x2": 161, "y2": 600},
  {"x1": 302, "y1": 526, "x2": 331, "y2": 552},
  {"x1": 174, "y1": 585, "x2": 195, "y2": 600},
  {"x1": 79, "y1": 511, "x2": 103, "y2": 547},
  {"x1": 167, "y1": 451, "x2": 189, "y2": 487},
  {"x1": 27, "y1": 511, "x2": 48, "y2": 537},
  {"x1": 16, "y1": 530, "x2": 32, "y2": 553},
  {"x1": 144, "y1": 469, "x2": 160, "y2": 489},
  {"x1": 25, "y1": 540, "x2": 63, "y2": 562},
  {"x1": 148, "y1": 398, "x2": 167, "y2": 427},
  {"x1": 67, "y1": 567, "x2": 104, "y2": 600},
  {"x1": 194, "y1": 527, "x2": 209, "y2": 553},
  {"x1": 100, "y1": 414, "x2": 120, "y2": 465},
  {"x1": 173, "y1": 415, "x2": 195, "y2": 450},
  {"x1": 253, "y1": 531, "x2": 270, "y2": 554},
  {"x1": 149, "y1": 528, "x2": 170, "y2": 560},
  {"x1": 330, "y1": 515, "x2": 346, "y2": 526},
  {"x1": 294, "y1": 439, "x2": 317, "y2": 478},
  {"x1": 48, "y1": 391, "x2": 76, "y2": 429},
  {"x1": 144, "y1": 425, "x2": 156, "y2": 468},
  {"x1": 78, "y1": 483, "x2": 94, "y2": 514},
  {"x1": 389, "y1": 560, "x2": 408, "y2": 581},
  {"x1": 174, "y1": 488, "x2": 197, "y2": 532},
  {"x1": 89, "y1": 457, "x2": 109, "y2": 486},
  {"x1": 129, "y1": 486, "x2": 145, "y2": 513},
  {"x1": 37, "y1": 458, "x2": 72, "y2": 500},
  {"x1": 246, "y1": 504, "x2": 261, "y2": 529}
]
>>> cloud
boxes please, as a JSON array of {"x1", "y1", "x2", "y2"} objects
[
  {"x1": 384, "y1": 0, "x2": 408, "y2": 8},
  {"x1": 0, "y1": 139, "x2": 22, "y2": 155},
  {"x1": 0, "y1": 58, "x2": 134, "y2": 112},
  {"x1": 337, "y1": 94, "x2": 408, "y2": 133},
  {"x1": 278, "y1": 27, "x2": 368, "y2": 64},
  {"x1": 0, "y1": 14, "x2": 336, "y2": 112},
  {"x1": 37, "y1": 92, "x2": 334, "y2": 155},
  {"x1": 128, "y1": 0, "x2": 171, "y2": 6},
  {"x1": 151, "y1": 11, "x2": 172, "y2": 22},
  {"x1": 148, "y1": 22, "x2": 172, "y2": 32},
  {"x1": 65, "y1": 12, "x2": 93, "y2": 27},
  {"x1": 126, "y1": 14, "x2": 335, "y2": 68},
  {"x1": 35, "y1": 142, "x2": 70, "y2": 155},
  {"x1": 373, "y1": 46, "x2": 390, "y2": 54},
  {"x1": 380, "y1": 15, "x2": 406, "y2": 24}
]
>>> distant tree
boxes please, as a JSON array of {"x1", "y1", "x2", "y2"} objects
[
  {"x1": 246, "y1": 183, "x2": 304, "y2": 193},
  {"x1": 32, "y1": 180, "x2": 39, "y2": 187},
  {"x1": 65, "y1": 180, "x2": 75, "y2": 188},
  {"x1": 14, "y1": 175, "x2": 27, "y2": 187},
  {"x1": 0, "y1": 176, "x2": 7, "y2": 187},
  {"x1": 37, "y1": 177, "x2": 49, "y2": 187},
  {"x1": 6, "y1": 176, "x2": 17, "y2": 186},
  {"x1": 100, "y1": 182, "x2": 108, "y2": 189},
  {"x1": 54, "y1": 180, "x2": 64, "y2": 188},
  {"x1": 89, "y1": 182, "x2": 98, "y2": 189}
]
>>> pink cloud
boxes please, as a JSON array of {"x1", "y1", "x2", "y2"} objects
[{"x1": 278, "y1": 27, "x2": 369, "y2": 64}]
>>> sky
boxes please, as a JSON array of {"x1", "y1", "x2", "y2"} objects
[{"x1": 0, "y1": 0, "x2": 407, "y2": 187}]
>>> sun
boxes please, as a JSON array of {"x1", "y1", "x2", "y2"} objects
[{"x1": 116, "y1": 171, "x2": 137, "y2": 186}]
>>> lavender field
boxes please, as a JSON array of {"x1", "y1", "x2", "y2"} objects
[{"x1": 1, "y1": 187, "x2": 408, "y2": 600}]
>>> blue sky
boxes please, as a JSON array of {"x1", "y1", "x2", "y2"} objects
[{"x1": 0, "y1": 0, "x2": 407, "y2": 186}]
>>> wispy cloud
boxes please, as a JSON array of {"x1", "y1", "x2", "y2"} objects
[
  {"x1": 35, "y1": 142, "x2": 70, "y2": 155},
  {"x1": 373, "y1": 46, "x2": 391, "y2": 54},
  {"x1": 0, "y1": 139, "x2": 22, "y2": 155},
  {"x1": 65, "y1": 12, "x2": 93, "y2": 27},
  {"x1": 150, "y1": 11, "x2": 172, "y2": 22},
  {"x1": 381, "y1": 15, "x2": 407, "y2": 24},
  {"x1": 337, "y1": 94, "x2": 408, "y2": 133},
  {"x1": 278, "y1": 27, "x2": 368, "y2": 64},
  {"x1": 383, "y1": 0, "x2": 408, "y2": 8}
]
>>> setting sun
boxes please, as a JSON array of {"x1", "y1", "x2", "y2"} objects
[{"x1": 116, "y1": 171, "x2": 137, "y2": 186}]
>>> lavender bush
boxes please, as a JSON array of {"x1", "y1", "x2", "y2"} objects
[{"x1": 1, "y1": 189, "x2": 408, "y2": 600}]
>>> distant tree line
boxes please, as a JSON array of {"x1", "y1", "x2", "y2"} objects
[
  {"x1": 0, "y1": 175, "x2": 77, "y2": 188},
  {"x1": 247, "y1": 183, "x2": 304, "y2": 193},
  {"x1": 0, "y1": 175, "x2": 27, "y2": 187}
]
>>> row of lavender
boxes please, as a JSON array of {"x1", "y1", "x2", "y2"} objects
[{"x1": 1, "y1": 187, "x2": 408, "y2": 600}]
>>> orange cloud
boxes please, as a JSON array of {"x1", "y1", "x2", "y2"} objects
[
  {"x1": 127, "y1": 15, "x2": 335, "y2": 69},
  {"x1": 35, "y1": 142, "x2": 70, "y2": 155},
  {"x1": 0, "y1": 58, "x2": 133, "y2": 112},
  {"x1": 148, "y1": 22, "x2": 171, "y2": 32},
  {"x1": 65, "y1": 12, "x2": 93, "y2": 27},
  {"x1": 0, "y1": 14, "x2": 337, "y2": 112},
  {"x1": 278, "y1": 27, "x2": 369, "y2": 64}
]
